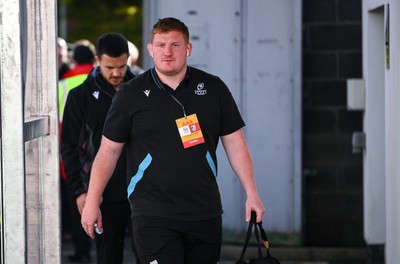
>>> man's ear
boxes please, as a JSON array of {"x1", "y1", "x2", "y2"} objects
[
  {"x1": 95, "y1": 55, "x2": 100, "y2": 65},
  {"x1": 147, "y1": 43, "x2": 153, "y2": 58},
  {"x1": 186, "y1": 43, "x2": 192, "y2": 57}
]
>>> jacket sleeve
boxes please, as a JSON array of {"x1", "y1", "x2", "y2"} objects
[{"x1": 61, "y1": 89, "x2": 88, "y2": 199}]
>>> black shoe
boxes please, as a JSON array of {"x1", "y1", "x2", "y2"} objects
[{"x1": 68, "y1": 253, "x2": 92, "y2": 263}]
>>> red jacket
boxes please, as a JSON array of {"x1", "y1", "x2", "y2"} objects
[{"x1": 63, "y1": 63, "x2": 93, "y2": 78}]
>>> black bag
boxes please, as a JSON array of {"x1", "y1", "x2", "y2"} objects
[{"x1": 235, "y1": 212, "x2": 280, "y2": 264}]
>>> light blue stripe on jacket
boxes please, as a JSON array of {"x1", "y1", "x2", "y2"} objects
[
  {"x1": 206, "y1": 151, "x2": 217, "y2": 177},
  {"x1": 127, "y1": 153, "x2": 152, "y2": 201}
]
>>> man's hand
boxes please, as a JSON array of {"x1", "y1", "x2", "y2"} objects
[
  {"x1": 245, "y1": 193, "x2": 266, "y2": 223},
  {"x1": 81, "y1": 201, "x2": 102, "y2": 239}
]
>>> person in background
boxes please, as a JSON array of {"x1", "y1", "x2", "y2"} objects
[
  {"x1": 59, "y1": 44, "x2": 95, "y2": 263},
  {"x1": 58, "y1": 37, "x2": 70, "y2": 80},
  {"x1": 63, "y1": 44, "x2": 95, "y2": 79},
  {"x1": 127, "y1": 41, "x2": 145, "y2": 75},
  {"x1": 74, "y1": 39, "x2": 97, "y2": 56},
  {"x1": 59, "y1": 44, "x2": 96, "y2": 112},
  {"x1": 61, "y1": 32, "x2": 139, "y2": 264},
  {"x1": 81, "y1": 17, "x2": 265, "y2": 264}
]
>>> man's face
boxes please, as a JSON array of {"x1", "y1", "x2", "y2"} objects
[
  {"x1": 97, "y1": 53, "x2": 129, "y2": 90},
  {"x1": 147, "y1": 31, "x2": 191, "y2": 77}
]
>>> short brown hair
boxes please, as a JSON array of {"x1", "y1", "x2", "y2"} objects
[{"x1": 151, "y1": 17, "x2": 190, "y2": 44}]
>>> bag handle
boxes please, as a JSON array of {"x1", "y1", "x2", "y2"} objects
[
  {"x1": 237, "y1": 211, "x2": 255, "y2": 261},
  {"x1": 253, "y1": 215, "x2": 264, "y2": 259},
  {"x1": 238, "y1": 211, "x2": 264, "y2": 261},
  {"x1": 256, "y1": 219, "x2": 272, "y2": 257}
]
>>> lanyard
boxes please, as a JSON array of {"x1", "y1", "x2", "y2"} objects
[{"x1": 151, "y1": 68, "x2": 187, "y2": 117}]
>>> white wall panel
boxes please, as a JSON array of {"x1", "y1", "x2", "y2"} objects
[
  {"x1": 384, "y1": 1, "x2": 400, "y2": 263},
  {"x1": 242, "y1": 0, "x2": 301, "y2": 233},
  {"x1": 362, "y1": 4, "x2": 385, "y2": 245}
]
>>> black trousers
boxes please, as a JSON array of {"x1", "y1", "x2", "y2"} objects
[
  {"x1": 132, "y1": 215, "x2": 222, "y2": 264},
  {"x1": 62, "y1": 180, "x2": 91, "y2": 256},
  {"x1": 95, "y1": 201, "x2": 139, "y2": 264}
]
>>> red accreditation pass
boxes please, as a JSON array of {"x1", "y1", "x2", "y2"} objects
[{"x1": 175, "y1": 113, "x2": 205, "y2": 148}]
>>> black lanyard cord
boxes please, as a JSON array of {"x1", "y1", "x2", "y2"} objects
[{"x1": 151, "y1": 68, "x2": 187, "y2": 117}]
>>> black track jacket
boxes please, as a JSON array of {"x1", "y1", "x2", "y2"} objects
[{"x1": 61, "y1": 66, "x2": 136, "y2": 202}]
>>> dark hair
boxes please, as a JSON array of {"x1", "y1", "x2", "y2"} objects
[
  {"x1": 151, "y1": 17, "x2": 190, "y2": 43},
  {"x1": 96, "y1": 32, "x2": 129, "y2": 58},
  {"x1": 73, "y1": 45, "x2": 94, "y2": 65}
]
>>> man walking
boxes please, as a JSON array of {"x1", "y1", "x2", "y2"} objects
[
  {"x1": 82, "y1": 18, "x2": 265, "y2": 264},
  {"x1": 61, "y1": 32, "x2": 138, "y2": 264}
]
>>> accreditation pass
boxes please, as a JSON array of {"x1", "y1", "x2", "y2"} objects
[{"x1": 175, "y1": 113, "x2": 205, "y2": 149}]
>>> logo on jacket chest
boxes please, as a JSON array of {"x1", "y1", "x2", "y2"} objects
[
  {"x1": 194, "y1": 83, "x2": 207, "y2": 95},
  {"x1": 92, "y1": 91, "x2": 99, "y2": 99}
]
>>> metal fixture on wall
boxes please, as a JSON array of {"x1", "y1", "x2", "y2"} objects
[
  {"x1": 352, "y1": 132, "x2": 366, "y2": 154},
  {"x1": 385, "y1": 4, "x2": 390, "y2": 70}
]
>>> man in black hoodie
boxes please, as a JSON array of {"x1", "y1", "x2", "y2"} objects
[{"x1": 61, "y1": 32, "x2": 138, "y2": 264}]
